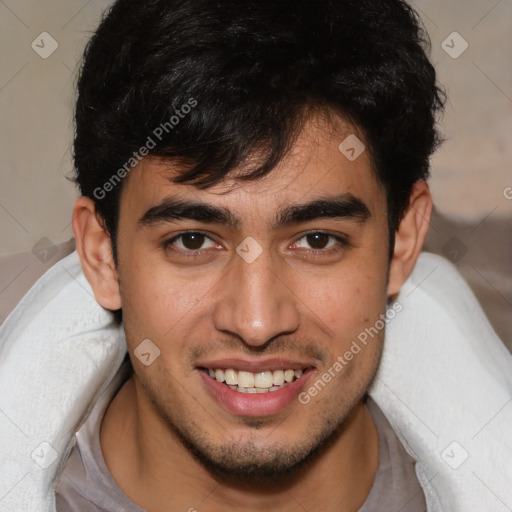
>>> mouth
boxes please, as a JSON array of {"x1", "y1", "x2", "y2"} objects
[
  {"x1": 199, "y1": 367, "x2": 306, "y2": 394},
  {"x1": 196, "y1": 359, "x2": 315, "y2": 417}
]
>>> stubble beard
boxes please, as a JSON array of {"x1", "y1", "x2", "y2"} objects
[{"x1": 137, "y1": 359, "x2": 381, "y2": 487}]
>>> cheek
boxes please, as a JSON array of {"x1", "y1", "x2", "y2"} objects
[
  {"x1": 301, "y1": 267, "x2": 388, "y2": 338},
  {"x1": 118, "y1": 255, "x2": 223, "y2": 352}
]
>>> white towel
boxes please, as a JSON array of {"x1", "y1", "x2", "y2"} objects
[
  {"x1": 0, "y1": 250, "x2": 510, "y2": 511},
  {"x1": 0, "y1": 252, "x2": 126, "y2": 512},
  {"x1": 369, "y1": 253, "x2": 512, "y2": 511}
]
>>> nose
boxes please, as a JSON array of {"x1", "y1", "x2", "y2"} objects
[{"x1": 212, "y1": 249, "x2": 301, "y2": 347}]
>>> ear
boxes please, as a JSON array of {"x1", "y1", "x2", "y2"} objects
[
  {"x1": 387, "y1": 180, "x2": 433, "y2": 298},
  {"x1": 72, "y1": 196, "x2": 122, "y2": 310}
]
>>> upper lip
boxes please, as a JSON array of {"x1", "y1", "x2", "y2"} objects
[{"x1": 196, "y1": 357, "x2": 316, "y2": 373}]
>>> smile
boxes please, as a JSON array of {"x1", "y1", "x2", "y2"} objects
[
  {"x1": 197, "y1": 358, "x2": 315, "y2": 416},
  {"x1": 201, "y1": 368, "x2": 305, "y2": 394}
]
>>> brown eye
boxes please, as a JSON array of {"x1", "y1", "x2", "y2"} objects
[
  {"x1": 294, "y1": 232, "x2": 344, "y2": 252},
  {"x1": 165, "y1": 232, "x2": 217, "y2": 254},
  {"x1": 180, "y1": 233, "x2": 206, "y2": 250},
  {"x1": 305, "y1": 233, "x2": 330, "y2": 249}
]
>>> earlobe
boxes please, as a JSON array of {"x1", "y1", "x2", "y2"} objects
[
  {"x1": 72, "y1": 196, "x2": 122, "y2": 311},
  {"x1": 387, "y1": 180, "x2": 433, "y2": 298}
]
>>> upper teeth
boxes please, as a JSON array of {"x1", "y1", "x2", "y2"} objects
[{"x1": 208, "y1": 368, "x2": 303, "y2": 388}]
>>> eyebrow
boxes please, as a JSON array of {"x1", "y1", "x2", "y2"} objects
[{"x1": 137, "y1": 193, "x2": 371, "y2": 230}]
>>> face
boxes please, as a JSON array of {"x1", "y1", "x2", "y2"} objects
[{"x1": 115, "y1": 114, "x2": 391, "y2": 481}]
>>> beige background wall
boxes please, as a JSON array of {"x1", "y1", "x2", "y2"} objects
[{"x1": 1, "y1": 0, "x2": 511, "y2": 342}]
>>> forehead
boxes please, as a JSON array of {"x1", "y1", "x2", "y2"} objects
[{"x1": 120, "y1": 113, "x2": 384, "y2": 220}]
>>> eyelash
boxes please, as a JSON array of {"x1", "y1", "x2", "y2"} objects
[{"x1": 163, "y1": 230, "x2": 349, "y2": 259}]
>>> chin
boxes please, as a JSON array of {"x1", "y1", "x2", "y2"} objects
[{"x1": 159, "y1": 401, "x2": 351, "y2": 486}]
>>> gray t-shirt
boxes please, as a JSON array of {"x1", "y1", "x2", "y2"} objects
[{"x1": 55, "y1": 361, "x2": 426, "y2": 512}]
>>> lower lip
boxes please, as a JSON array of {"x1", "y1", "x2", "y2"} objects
[{"x1": 198, "y1": 369, "x2": 313, "y2": 417}]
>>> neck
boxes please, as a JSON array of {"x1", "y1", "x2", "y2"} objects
[{"x1": 100, "y1": 376, "x2": 379, "y2": 512}]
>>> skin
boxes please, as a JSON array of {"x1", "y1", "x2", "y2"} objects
[{"x1": 73, "y1": 113, "x2": 432, "y2": 512}]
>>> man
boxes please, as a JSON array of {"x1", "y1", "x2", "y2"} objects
[{"x1": 55, "y1": 0, "x2": 445, "y2": 510}]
